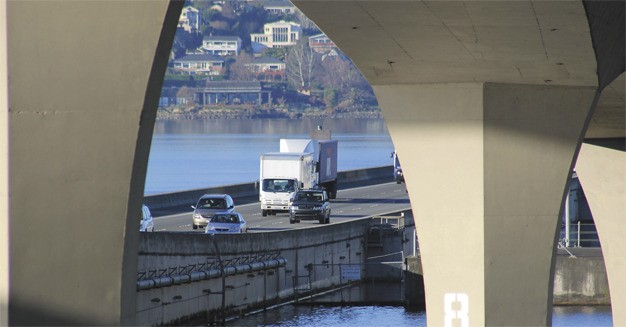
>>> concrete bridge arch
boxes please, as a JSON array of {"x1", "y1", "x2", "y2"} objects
[{"x1": 1, "y1": 0, "x2": 624, "y2": 325}]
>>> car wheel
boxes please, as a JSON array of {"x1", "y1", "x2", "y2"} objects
[
  {"x1": 193, "y1": 224, "x2": 198, "y2": 230},
  {"x1": 262, "y1": 210, "x2": 267, "y2": 217},
  {"x1": 290, "y1": 218, "x2": 296, "y2": 224}
]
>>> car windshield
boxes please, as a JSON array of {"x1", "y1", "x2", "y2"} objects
[
  {"x1": 296, "y1": 192, "x2": 323, "y2": 202},
  {"x1": 262, "y1": 179, "x2": 295, "y2": 193},
  {"x1": 198, "y1": 198, "x2": 226, "y2": 209},
  {"x1": 210, "y1": 214, "x2": 239, "y2": 223}
]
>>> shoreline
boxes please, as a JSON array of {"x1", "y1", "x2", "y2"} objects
[{"x1": 156, "y1": 109, "x2": 383, "y2": 120}]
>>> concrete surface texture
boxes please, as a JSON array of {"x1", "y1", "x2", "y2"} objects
[
  {"x1": 5, "y1": 1, "x2": 183, "y2": 325},
  {"x1": 0, "y1": 1, "x2": 8, "y2": 325},
  {"x1": 553, "y1": 249, "x2": 611, "y2": 306},
  {"x1": 293, "y1": 0, "x2": 623, "y2": 326},
  {"x1": 1, "y1": 0, "x2": 623, "y2": 325},
  {"x1": 375, "y1": 82, "x2": 594, "y2": 326},
  {"x1": 576, "y1": 141, "x2": 626, "y2": 325},
  {"x1": 136, "y1": 219, "x2": 370, "y2": 325}
]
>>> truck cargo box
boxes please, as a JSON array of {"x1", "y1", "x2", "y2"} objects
[{"x1": 318, "y1": 140, "x2": 338, "y2": 183}]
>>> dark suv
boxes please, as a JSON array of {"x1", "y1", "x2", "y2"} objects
[{"x1": 289, "y1": 189, "x2": 330, "y2": 224}]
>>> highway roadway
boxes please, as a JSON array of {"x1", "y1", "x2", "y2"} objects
[{"x1": 153, "y1": 182, "x2": 410, "y2": 233}]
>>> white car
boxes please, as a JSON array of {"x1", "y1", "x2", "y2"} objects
[
  {"x1": 205, "y1": 212, "x2": 247, "y2": 234},
  {"x1": 140, "y1": 204, "x2": 154, "y2": 232}
]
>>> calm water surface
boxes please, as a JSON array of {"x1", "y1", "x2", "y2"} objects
[
  {"x1": 225, "y1": 305, "x2": 612, "y2": 327},
  {"x1": 145, "y1": 118, "x2": 394, "y2": 195}
]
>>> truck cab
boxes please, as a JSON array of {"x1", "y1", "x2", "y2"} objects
[{"x1": 260, "y1": 178, "x2": 298, "y2": 216}]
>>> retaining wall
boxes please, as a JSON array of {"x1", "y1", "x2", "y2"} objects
[
  {"x1": 553, "y1": 248, "x2": 610, "y2": 305},
  {"x1": 136, "y1": 219, "x2": 371, "y2": 325},
  {"x1": 143, "y1": 166, "x2": 393, "y2": 210}
]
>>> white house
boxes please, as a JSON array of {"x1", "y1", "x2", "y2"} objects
[
  {"x1": 202, "y1": 36, "x2": 242, "y2": 56},
  {"x1": 308, "y1": 33, "x2": 336, "y2": 54},
  {"x1": 178, "y1": 6, "x2": 203, "y2": 33},
  {"x1": 250, "y1": 20, "x2": 301, "y2": 50},
  {"x1": 261, "y1": 0, "x2": 297, "y2": 15},
  {"x1": 172, "y1": 54, "x2": 224, "y2": 76}
]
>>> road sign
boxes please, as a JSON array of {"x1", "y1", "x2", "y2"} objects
[{"x1": 340, "y1": 265, "x2": 361, "y2": 281}]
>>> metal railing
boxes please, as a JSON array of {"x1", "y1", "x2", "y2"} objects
[{"x1": 559, "y1": 222, "x2": 600, "y2": 248}]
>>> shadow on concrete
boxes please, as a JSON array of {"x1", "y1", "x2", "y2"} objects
[
  {"x1": 248, "y1": 227, "x2": 291, "y2": 231},
  {"x1": 332, "y1": 198, "x2": 410, "y2": 204}
]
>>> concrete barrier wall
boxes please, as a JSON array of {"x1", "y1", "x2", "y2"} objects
[
  {"x1": 553, "y1": 248, "x2": 610, "y2": 305},
  {"x1": 136, "y1": 219, "x2": 371, "y2": 325},
  {"x1": 143, "y1": 166, "x2": 393, "y2": 210}
]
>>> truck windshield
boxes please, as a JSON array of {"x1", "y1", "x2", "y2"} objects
[{"x1": 262, "y1": 179, "x2": 295, "y2": 193}]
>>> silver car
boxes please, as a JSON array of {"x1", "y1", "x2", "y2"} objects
[
  {"x1": 191, "y1": 194, "x2": 235, "y2": 230},
  {"x1": 205, "y1": 212, "x2": 247, "y2": 234},
  {"x1": 140, "y1": 204, "x2": 154, "y2": 232}
]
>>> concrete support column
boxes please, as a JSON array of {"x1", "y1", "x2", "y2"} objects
[
  {"x1": 7, "y1": 1, "x2": 182, "y2": 324},
  {"x1": 1, "y1": 0, "x2": 9, "y2": 325},
  {"x1": 575, "y1": 141, "x2": 626, "y2": 326},
  {"x1": 374, "y1": 82, "x2": 595, "y2": 326}
]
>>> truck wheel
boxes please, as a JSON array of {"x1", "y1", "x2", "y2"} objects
[{"x1": 262, "y1": 210, "x2": 267, "y2": 217}]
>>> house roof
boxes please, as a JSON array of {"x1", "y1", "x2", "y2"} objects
[
  {"x1": 265, "y1": 20, "x2": 301, "y2": 28},
  {"x1": 182, "y1": 6, "x2": 199, "y2": 13},
  {"x1": 203, "y1": 35, "x2": 242, "y2": 42},
  {"x1": 261, "y1": 1, "x2": 295, "y2": 9},
  {"x1": 309, "y1": 33, "x2": 329, "y2": 41},
  {"x1": 251, "y1": 57, "x2": 285, "y2": 65},
  {"x1": 201, "y1": 81, "x2": 263, "y2": 92},
  {"x1": 176, "y1": 54, "x2": 224, "y2": 62}
]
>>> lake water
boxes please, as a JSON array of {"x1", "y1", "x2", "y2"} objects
[
  {"x1": 225, "y1": 305, "x2": 612, "y2": 327},
  {"x1": 145, "y1": 118, "x2": 394, "y2": 195}
]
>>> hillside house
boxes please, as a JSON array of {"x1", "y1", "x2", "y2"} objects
[
  {"x1": 196, "y1": 81, "x2": 272, "y2": 105},
  {"x1": 178, "y1": 6, "x2": 203, "y2": 33},
  {"x1": 202, "y1": 36, "x2": 242, "y2": 56},
  {"x1": 245, "y1": 56, "x2": 286, "y2": 82},
  {"x1": 308, "y1": 33, "x2": 336, "y2": 54},
  {"x1": 250, "y1": 20, "x2": 301, "y2": 51},
  {"x1": 172, "y1": 54, "x2": 224, "y2": 75},
  {"x1": 260, "y1": 0, "x2": 297, "y2": 15}
]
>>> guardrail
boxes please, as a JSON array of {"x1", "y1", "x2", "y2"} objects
[
  {"x1": 559, "y1": 222, "x2": 600, "y2": 248},
  {"x1": 143, "y1": 165, "x2": 393, "y2": 210}
]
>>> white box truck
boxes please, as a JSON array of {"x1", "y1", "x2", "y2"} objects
[
  {"x1": 259, "y1": 152, "x2": 316, "y2": 216},
  {"x1": 259, "y1": 138, "x2": 338, "y2": 216}
]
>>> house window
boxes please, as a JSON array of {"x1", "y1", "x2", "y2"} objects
[{"x1": 273, "y1": 27, "x2": 288, "y2": 43}]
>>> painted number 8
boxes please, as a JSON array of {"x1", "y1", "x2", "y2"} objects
[{"x1": 444, "y1": 293, "x2": 469, "y2": 327}]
